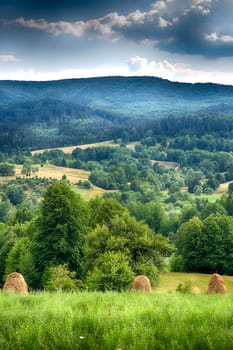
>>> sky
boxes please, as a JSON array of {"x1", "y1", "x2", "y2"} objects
[{"x1": 0, "y1": 0, "x2": 233, "y2": 84}]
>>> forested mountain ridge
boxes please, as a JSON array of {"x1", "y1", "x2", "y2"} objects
[
  {"x1": 1, "y1": 76, "x2": 233, "y2": 110},
  {"x1": 0, "y1": 76, "x2": 233, "y2": 150}
]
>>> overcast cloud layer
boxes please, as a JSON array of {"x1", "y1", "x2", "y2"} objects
[{"x1": 0, "y1": 0, "x2": 232, "y2": 84}]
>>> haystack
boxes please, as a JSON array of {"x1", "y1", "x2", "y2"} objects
[
  {"x1": 131, "y1": 275, "x2": 152, "y2": 292},
  {"x1": 3, "y1": 272, "x2": 28, "y2": 294},
  {"x1": 206, "y1": 273, "x2": 227, "y2": 294}
]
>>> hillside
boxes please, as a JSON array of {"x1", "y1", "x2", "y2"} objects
[{"x1": 0, "y1": 76, "x2": 233, "y2": 150}]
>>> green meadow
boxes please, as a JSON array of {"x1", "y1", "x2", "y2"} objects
[{"x1": 1, "y1": 290, "x2": 233, "y2": 350}]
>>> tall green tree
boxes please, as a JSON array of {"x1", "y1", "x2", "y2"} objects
[
  {"x1": 175, "y1": 216, "x2": 202, "y2": 272},
  {"x1": 84, "y1": 210, "x2": 173, "y2": 289},
  {"x1": 175, "y1": 214, "x2": 233, "y2": 274},
  {"x1": 0, "y1": 224, "x2": 17, "y2": 287},
  {"x1": 33, "y1": 181, "x2": 90, "y2": 287},
  {"x1": 5, "y1": 236, "x2": 35, "y2": 288}
]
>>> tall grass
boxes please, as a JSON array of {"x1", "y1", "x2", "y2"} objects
[{"x1": 1, "y1": 291, "x2": 233, "y2": 349}]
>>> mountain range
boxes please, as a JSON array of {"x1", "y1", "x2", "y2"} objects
[{"x1": 0, "y1": 76, "x2": 233, "y2": 150}]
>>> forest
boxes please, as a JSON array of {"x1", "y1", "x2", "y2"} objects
[{"x1": 0, "y1": 76, "x2": 233, "y2": 150}]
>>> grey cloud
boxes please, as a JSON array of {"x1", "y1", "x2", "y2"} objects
[{"x1": 3, "y1": 0, "x2": 233, "y2": 58}]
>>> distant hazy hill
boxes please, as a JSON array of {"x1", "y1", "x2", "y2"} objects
[{"x1": 0, "y1": 76, "x2": 233, "y2": 150}]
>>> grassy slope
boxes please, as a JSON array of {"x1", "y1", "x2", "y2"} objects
[
  {"x1": 1, "y1": 291, "x2": 233, "y2": 350},
  {"x1": 31, "y1": 140, "x2": 139, "y2": 155},
  {"x1": 0, "y1": 164, "x2": 109, "y2": 200}
]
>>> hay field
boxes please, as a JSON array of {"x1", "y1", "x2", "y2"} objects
[
  {"x1": 31, "y1": 140, "x2": 139, "y2": 155},
  {"x1": 158, "y1": 272, "x2": 233, "y2": 293},
  {"x1": 34, "y1": 164, "x2": 90, "y2": 184},
  {"x1": 0, "y1": 164, "x2": 90, "y2": 184},
  {"x1": 215, "y1": 180, "x2": 232, "y2": 194},
  {"x1": 0, "y1": 164, "x2": 109, "y2": 199},
  {"x1": 31, "y1": 140, "x2": 117, "y2": 155}
]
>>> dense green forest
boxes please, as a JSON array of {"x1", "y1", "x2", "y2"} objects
[
  {"x1": 0, "y1": 77, "x2": 233, "y2": 150},
  {"x1": 1, "y1": 77, "x2": 233, "y2": 291}
]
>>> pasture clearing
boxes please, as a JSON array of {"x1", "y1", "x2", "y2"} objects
[
  {"x1": 158, "y1": 272, "x2": 233, "y2": 293},
  {"x1": 31, "y1": 140, "x2": 139, "y2": 155},
  {"x1": 0, "y1": 164, "x2": 109, "y2": 199},
  {"x1": 215, "y1": 180, "x2": 232, "y2": 194}
]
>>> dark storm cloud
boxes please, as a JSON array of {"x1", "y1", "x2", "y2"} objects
[
  {"x1": 0, "y1": 0, "x2": 153, "y2": 20},
  {"x1": 1, "y1": 0, "x2": 233, "y2": 58},
  {"x1": 114, "y1": 0, "x2": 233, "y2": 58}
]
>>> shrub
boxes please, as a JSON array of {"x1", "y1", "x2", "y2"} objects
[
  {"x1": 86, "y1": 251, "x2": 134, "y2": 292},
  {"x1": 43, "y1": 264, "x2": 81, "y2": 292},
  {"x1": 176, "y1": 279, "x2": 192, "y2": 294}
]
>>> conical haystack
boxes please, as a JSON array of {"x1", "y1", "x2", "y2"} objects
[
  {"x1": 3, "y1": 272, "x2": 28, "y2": 294},
  {"x1": 131, "y1": 275, "x2": 152, "y2": 292},
  {"x1": 206, "y1": 273, "x2": 227, "y2": 294}
]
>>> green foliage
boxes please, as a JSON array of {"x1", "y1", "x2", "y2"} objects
[
  {"x1": 127, "y1": 201, "x2": 166, "y2": 232},
  {"x1": 176, "y1": 279, "x2": 192, "y2": 294},
  {"x1": 0, "y1": 163, "x2": 15, "y2": 176},
  {"x1": 175, "y1": 214, "x2": 233, "y2": 274},
  {"x1": 228, "y1": 182, "x2": 233, "y2": 194},
  {"x1": 86, "y1": 251, "x2": 134, "y2": 291},
  {"x1": 5, "y1": 184, "x2": 25, "y2": 205},
  {"x1": 43, "y1": 264, "x2": 80, "y2": 292},
  {"x1": 77, "y1": 180, "x2": 92, "y2": 189},
  {"x1": 175, "y1": 217, "x2": 203, "y2": 272},
  {"x1": 14, "y1": 204, "x2": 33, "y2": 224},
  {"x1": 0, "y1": 224, "x2": 17, "y2": 287},
  {"x1": 33, "y1": 181, "x2": 90, "y2": 287},
  {"x1": 5, "y1": 236, "x2": 35, "y2": 288},
  {"x1": 0, "y1": 199, "x2": 11, "y2": 222},
  {"x1": 169, "y1": 254, "x2": 185, "y2": 272},
  {"x1": 21, "y1": 161, "x2": 32, "y2": 176},
  {"x1": 89, "y1": 197, "x2": 126, "y2": 228},
  {"x1": 84, "y1": 205, "x2": 173, "y2": 289}
]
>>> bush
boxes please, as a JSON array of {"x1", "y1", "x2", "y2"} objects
[
  {"x1": 86, "y1": 251, "x2": 134, "y2": 292},
  {"x1": 43, "y1": 264, "x2": 81, "y2": 292},
  {"x1": 176, "y1": 280, "x2": 192, "y2": 294},
  {"x1": 77, "y1": 180, "x2": 92, "y2": 189}
]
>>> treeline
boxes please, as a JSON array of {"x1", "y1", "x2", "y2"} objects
[
  {"x1": 2, "y1": 179, "x2": 233, "y2": 291},
  {"x1": 1, "y1": 105, "x2": 233, "y2": 151},
  {"x1": 0, "y1": 181, "x2": 173, "y2": 291}
]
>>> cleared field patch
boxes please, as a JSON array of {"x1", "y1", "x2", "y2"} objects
[
  {"x1": 31, "y1": 140, "x2": 139, "y2": 155},
  {"x1": 151, "y1": 160, "x2": 180, "y2": 169},
  {"x1": 158, "y1": 272, "x2": 233, "y2": 293},
  {"x1": 215, "y1": 180, "x2": 232, "y2": 194},
  {"x1": 36, "y1": 164, "x2": 90, "y2": 183},
  {"x1": 31, "y1": 140, "x2": 117, "y2": 155},
  {"x1": 0, "y1": 164, "x2": 110, "y2": 199},
  {"x1": 30, "y1": 165, "x2": 108, "y2": 198}
]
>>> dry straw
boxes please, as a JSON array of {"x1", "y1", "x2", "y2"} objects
[
  {"x1": 131, "y1": 275, "x2": 152, "y2": 292},
  {"x1": 3, "y1": 272, "x2": 28, "y2": 294},
  {"x1": 206, "y1": 273, "x2": 227, "y2": 294}
]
